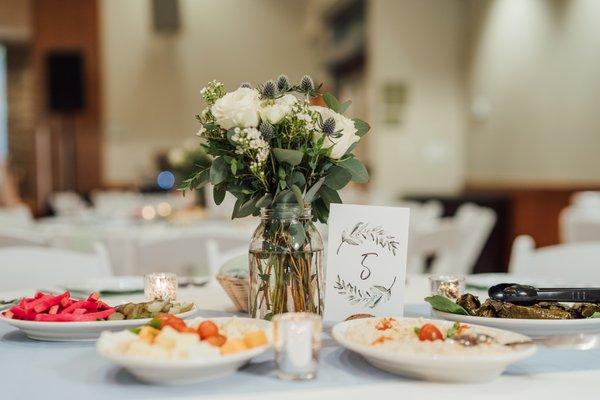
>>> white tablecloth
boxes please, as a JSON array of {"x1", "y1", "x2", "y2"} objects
[{"x1": 1, "y1": 276, "x2": 599, "y2": 400}]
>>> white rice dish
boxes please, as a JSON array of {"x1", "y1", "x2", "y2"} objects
[{"x1": 345, "y1": 318, "x2": 515, "y2": 355}]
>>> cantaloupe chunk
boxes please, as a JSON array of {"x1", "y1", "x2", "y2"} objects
[
  {"x1": 243, "y1": 330, "x2": 268, "y2": 348},
  {"x1": 220, "y1": 339, "x2": 248, "y2": 355}
]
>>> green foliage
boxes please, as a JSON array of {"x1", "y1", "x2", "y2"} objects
[
  {"x1": 272, "y1": 148, "x2": 304, "y2": 166},
  {"x1": 338, "y1": 158, "x2": 369, "y2": 183}
]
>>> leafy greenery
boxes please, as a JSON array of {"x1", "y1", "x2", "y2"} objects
[
  {"x1": 181, "y1": 75, "x2": 371, "y2": 223},
  {"x1": 424, "y1": 295, "x2": 470, "y2": 316}
]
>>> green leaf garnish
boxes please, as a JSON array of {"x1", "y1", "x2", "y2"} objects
[
  {"x1": 446, "y1": 321, "x2": 461, "y2": 338},
  {"x1": 588, "y1": 312, "x2": 600, "y2": 319},
  {"x1": 425, "y1": 295, "x2": 469, "y2": 316}
]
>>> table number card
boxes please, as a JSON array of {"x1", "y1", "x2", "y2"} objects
[{"x1": 324, "y1": 204, "x2": 409, "y2": 321}]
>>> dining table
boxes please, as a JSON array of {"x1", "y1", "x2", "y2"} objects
[{"x1": 1, "y1": 274, "x2": 599, "y2": 400}]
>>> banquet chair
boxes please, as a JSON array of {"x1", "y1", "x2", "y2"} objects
[
  {"x1": 0, "y1": 243, "x2": 112, "y2": 291},
  {"x1": 570, "y1": 191, "x2": 600, "y2": 208},
  {"x1": 0, "y1": 228, "x2": 50, "y2": 247},
  {"x1": 0, "y1": 205, "x2": 33, "y2": 228},
  {"x1": 559, "y1": 206, "x2": 600, "y2": 243},
  {"x1": 49, "y1": 191, "x2": 89, "y2": 216},
  {"x1": 509, "y1": 235, "x2": 600, "y2": 282},
  {"x1": 411, "y1": 203, "x2": 496, "y2": 275},
  {"x1": 134, "y1": 229, "x2": 250, "y2": 278}
]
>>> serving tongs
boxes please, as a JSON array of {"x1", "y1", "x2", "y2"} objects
[{"x1": 489, "y1": 283, "x2": 600, "y2": 305}]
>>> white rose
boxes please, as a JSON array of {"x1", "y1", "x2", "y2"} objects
[
  {"x1": 259, "y1": 94, "x2": 297, "y2": 124},
  {"x1": 211, "y1": 87, "x2": 261, "y2": 130},
  {"x1": 310, "y1": 106, "x2": 360, "y2": 159}
]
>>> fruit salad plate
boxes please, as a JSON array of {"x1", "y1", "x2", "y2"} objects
[{"x1": 97, "y1": 317, "x2": 272, "y2": 384}]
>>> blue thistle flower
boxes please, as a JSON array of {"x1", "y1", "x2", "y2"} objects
[
  {"x1": 259, "y1": 122, "x2": 275, "y2": 140},
  {"x1": 276, "y1": 74, "x2": 290, "y2": 92},
  {"x1": 320, "y1": 117, "x2": 336, "y2": 135},
  {"x1": 299, "y1": 75, "x2": 314, "y2": 93},
  {"x1": 261, "y1": 80, "x2": 277, "y2": 99}
]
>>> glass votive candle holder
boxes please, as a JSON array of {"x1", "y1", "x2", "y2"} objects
[
  {"x1": 144, "y1": 273, "x2": 178, "y2": 301},
  {"x1": 273, "y1": 312, "x2": 322, "y2": 381},
  {"x1": 428, "y1": 274, "x2": 465, "y2": 300}
]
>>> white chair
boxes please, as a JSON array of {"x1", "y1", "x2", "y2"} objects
[
  {"x1": 0, "y1": 243, "x2": 112, "y2": 291},
  {"x1": 409, "y1": 203, "x2": 496, "y2": 275},
  {"x1": 0, "y1": 205, "x2": 33, "y2": 228},
  {"x1": 49, "y1": 191, "x2": 89, "y2": 216},
  {"x1": 133, "y1": 228, "x2": 250, "y2": 278},
  {"x1": 509, "y1": 235, "x2": 600, "y2": 282},
  {"x1": 91, "y1": 190, "x2": 141, "y2": 218},
  {"x1": 571, "y1": 191, "x2": 600, "y2": 208},
  {"x1": 0, "y1": 228, "x2": 50, "y2": 247},
  {"x1": 560, "y1": 206, "x2": 600, "y2": 243}
]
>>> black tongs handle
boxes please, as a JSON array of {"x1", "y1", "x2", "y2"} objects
[
  {"x1": 489, "y1": 283, "x2": 600, "y2": 304},
  {"x1": 537, "y1": 288, "x2": 600, "y2": 303}
]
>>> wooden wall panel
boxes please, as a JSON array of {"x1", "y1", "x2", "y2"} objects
[
  {"x1": 31, "y1": 0, "x2": 101, "y2": 198},
  {"x1": 466, "y1": 183, "x2": 600, "y2": 248}
]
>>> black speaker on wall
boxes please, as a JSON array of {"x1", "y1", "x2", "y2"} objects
[{"x1": 45, "y1": 51, "x2": 85, "y2": 113}]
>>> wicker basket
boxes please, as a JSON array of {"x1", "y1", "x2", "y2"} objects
[{"x1": 217, "y1": 274, "x2": 249, "y2": 313}]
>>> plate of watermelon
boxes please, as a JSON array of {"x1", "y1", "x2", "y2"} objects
[{"x1": 0, "y1": 291, "x2": 198, "y2": 341}]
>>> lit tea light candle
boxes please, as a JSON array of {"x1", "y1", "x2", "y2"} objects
[
  {"x1": 144, "y1": 273, "x2": 178, "y2": 301},
  {"x1": 273, "y1": 313, "x2": 322, "y2": 380},
  {"x1": 428, "y1": 274, "x2": 465, "y2": 300}
]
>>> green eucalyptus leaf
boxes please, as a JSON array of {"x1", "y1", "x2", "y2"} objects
[
  {"x1": 230, "y1": 159, "x2": 238, "y2": 175},
  {"x1": 291, "y1": 185, "x2": 304, "y2": 209},
  {"x1": 319, "y1": 186, "x2": 342, "y2": 206},
  {"x1": 272, "y1": 148, "x2": 304, "y2": 166},
  {"x1": 324, "y1": 166, "x2": 352, "y2": 190},
  {"x1": 338, "y1": 158, "x2": 369, "y2": 183},
  {"x1": 424, "y1": 296, "x2": 469, "y2": 316},
  {"x1": 273, "y1": 189, "x2": 295, "y2": 204},
  {"x1": 255, "y1": 193, "x2": 273, "y2": 208},
  {"x1": 353, "y1": 118, "x2": 370, "y2": 137},
  {"x1": 209, "y1": 157, "x2": 228, "y2": 185},
  {"x1": 289, "y1": 221, "x2": 306, "y2": 250},
  {"x1": 323, "y1": 93, "x2": 340, "y2": 112},
  {"x1": 304, "y1": 177, "x2": 325, "y2": 203},
  {"x1": 213, "y1": 184, "x2": 226, "y2": 205},
  {"x1": 237, "y1": 196, "x2": 258, "y2": 218},
  {"x1": 338, "y1": 100, "x2": 352, "y2": 114},
  {"x1": 231, "y1": 197, "x2": 244, "y2": 219},
  {"x1": 286, "y1": 171, "x2": 306, "y2": 190},
  {"x1": 313, "y1": 198, "x2": 329, "y2": 223}
]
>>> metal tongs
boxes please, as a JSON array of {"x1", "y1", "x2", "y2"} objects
[{"x1": 488, "y1": 283, "x2": 600, "y2": 305}]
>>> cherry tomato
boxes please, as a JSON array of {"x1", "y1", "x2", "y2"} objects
[
  {"x1": 204, "y1": 334, "x2": 227, "y2": 347},
  {"x1": 154, "y1": 314, "x2": 187, "y2": 332},
  {"x1": 418, "y1": 323, "x2": 444, "y2": 341},
  {"x1": 197, "y1": 320, "x2": 219, "y2": 339}
]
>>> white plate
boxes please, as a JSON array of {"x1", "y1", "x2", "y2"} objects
[
  {"x1": 431, "y1": 309, "x2": 600, "y2": 338},
  {"x1": 97, "y1": 317, "x2": 272, "y2": 385},
  {"x1": 59, "y1": 276, "x2": 145, "y2": 294},
  {"x1": 0, "y1": 306, "x2": 199, "y2": 341},
  {"x1": 332, "y1": 317, "x2": 536, "y2": 383}
]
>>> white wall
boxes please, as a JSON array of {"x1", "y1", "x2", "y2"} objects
[
  {"x1": 466, "y1": 0, "x2": 600, "y2": 185},
  {"x1": 367, "y1": 0, "x2": 467, "y2": 197},
  {"x1": 100, "y1": 0, "x2": 318, "y2": 184}
]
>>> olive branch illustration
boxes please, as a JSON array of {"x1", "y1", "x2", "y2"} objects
[
  {"x1": 337, "y1": 222, "x2": 400, "y2": 256},
  {"x1": 334, "y1": 274, "x2": 398, "y2": 309}
]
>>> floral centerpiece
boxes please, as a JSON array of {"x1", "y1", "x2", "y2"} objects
[{"x1": 182, "y1": 74, "x2": 370, "y2": 319}]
